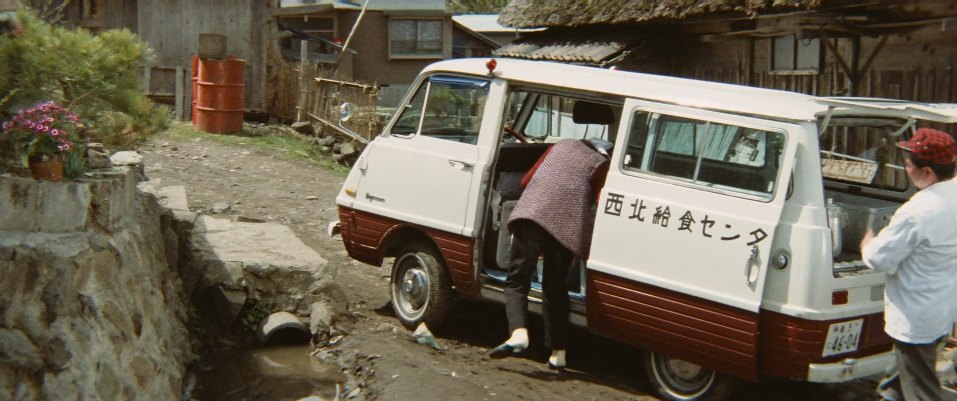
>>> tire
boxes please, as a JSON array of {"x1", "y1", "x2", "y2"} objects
[
  {"x1": 643, "y1": 350, "x2": 737, "y2": 401},
  {"x1": 390, "y1": 242, "x2": 453, "y2": 329}
]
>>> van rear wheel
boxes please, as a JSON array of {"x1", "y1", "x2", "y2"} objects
[
  {"x1": 643, "y1": 351, "x2": 736, "y2": 401},
  {"x1": 390, "y1": 243, "x2": 453, "y2": 329}
]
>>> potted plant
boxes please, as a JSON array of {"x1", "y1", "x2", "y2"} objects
[{"x1": 2, "y1": 101, "x2": 82, "y2": 181}]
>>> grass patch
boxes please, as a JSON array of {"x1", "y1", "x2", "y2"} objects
[{"x1": 162, "y1": 122, "x2": 350, "y2": 175}]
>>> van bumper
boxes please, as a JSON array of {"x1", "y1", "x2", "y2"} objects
[{"x1": 806, "y1": 351, "x2": 894, "y2": 383}]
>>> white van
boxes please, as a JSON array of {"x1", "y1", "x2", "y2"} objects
[{"x1": 331, "y1": 58, "x2": 957, "y2": 400}]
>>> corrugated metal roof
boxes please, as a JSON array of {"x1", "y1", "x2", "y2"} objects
[{"x1": 493, "y1": 41, "x2": 624, "y2": 64}]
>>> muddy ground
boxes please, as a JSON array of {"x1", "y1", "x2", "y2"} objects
[{"x1": 140, "y1": 125, "x2": 881, "y2": 401}]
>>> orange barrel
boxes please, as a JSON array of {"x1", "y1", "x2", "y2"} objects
[
  {"x1": 191, "y1": 55, "x2": 198, "y2": 124},
  {"x1": 195, "y1": 57, "x2": 245, "y2": 134}
]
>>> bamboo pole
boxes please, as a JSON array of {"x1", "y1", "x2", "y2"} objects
[
  {"x1": 334, "y1": 0, "x2": 370, "y2": 78},
  {"x1": 297, "y1": 41, "x2": 309, "y2": 122}
]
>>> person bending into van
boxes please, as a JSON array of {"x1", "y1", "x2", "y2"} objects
[
  {"x1": 860, "y1": 128, "x2": 957, "y2": 401},
  {"x1": 489, "y1": 137, "x2": 611, "y2": 371}
]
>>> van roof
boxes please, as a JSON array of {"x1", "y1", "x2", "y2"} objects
[
  {"x1": 423, "y1": 58, "x2": 957, "y2": 124},
  {"x1": 423, "y1": 58, "x2": 827, "y2": 122}
]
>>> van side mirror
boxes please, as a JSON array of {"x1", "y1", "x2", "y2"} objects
[{"x1": 339, "y1": 102, "x2": 355, "y2": 124}]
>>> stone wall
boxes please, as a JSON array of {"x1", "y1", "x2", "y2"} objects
[{"x1": 0, "y1": 168, "x2": 190, "y2": 400}]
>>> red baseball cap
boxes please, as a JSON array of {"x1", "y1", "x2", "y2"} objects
[{"x1": 896, "y1": 128, "x2": 957, "y2": 165}]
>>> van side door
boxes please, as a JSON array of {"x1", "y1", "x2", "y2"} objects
[{"x1": 586, "y1": 99, "x2": 799, "y2": 381}]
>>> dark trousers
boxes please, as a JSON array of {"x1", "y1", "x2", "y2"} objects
[
  {"x1": 878, "y1": 336, "x2": 945, "y2": 401},
  {"x1": 504, "y1": 220, "x2": 573, "y2": 350},
  {"x1": 895, "y1": 337, "x2": 944, "y2": 401}
]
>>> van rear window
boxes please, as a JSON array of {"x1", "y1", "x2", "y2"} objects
[{"x1": 622, "y1": 111, "x2": 785, "y2": 200}]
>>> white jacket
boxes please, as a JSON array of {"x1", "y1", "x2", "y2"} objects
[{"x1": 863, "y1": 179, "x2": 957, "y2": 344}]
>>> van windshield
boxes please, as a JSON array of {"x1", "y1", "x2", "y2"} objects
[{"x1": 390, "y1": 75, "x2": 490, "y2": 144}]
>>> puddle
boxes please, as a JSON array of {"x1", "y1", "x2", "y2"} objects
[{"x1": 192, "y1": 344, "x2": 346, "y2": 401}]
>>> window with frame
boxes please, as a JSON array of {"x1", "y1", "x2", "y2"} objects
[
  {"x1": 622, "y1": 111, "x2": 785, "y2": 199},
  {"x1": 390, "y1": 18, "x2": 443, "y2": 58},
  {"x1": 771, "y1": 34, "x2": 820, "y2": 74},
  {"x1": 390, "y1": 75, "x2": 489, "y2": 144}
]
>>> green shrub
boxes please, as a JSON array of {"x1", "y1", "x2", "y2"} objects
[{"x1": 0, "y1": 8, "x2": 169, "y2": 152}]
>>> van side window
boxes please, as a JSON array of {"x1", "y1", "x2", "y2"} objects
[
  {"x1": 390, "y1": 75, "x2": 489, "y2": 144},
  {"x1": 623, "y1": 110, "x2": 785, "y2": 199},
  {"x1": 504, "y1": 90, "x2": 619, "y2": 143}
]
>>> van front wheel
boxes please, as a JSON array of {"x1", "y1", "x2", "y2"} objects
[
  {"x1": 643, "y1": 351, "x2": 736, "y2": 401},
  {"x1": 390, "y1": 243, "x2": 452, "y2": 329}
]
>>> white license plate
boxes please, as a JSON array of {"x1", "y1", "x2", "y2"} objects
[{"x1": 822, "y1": 319, "x2": 864, "y2": 357}]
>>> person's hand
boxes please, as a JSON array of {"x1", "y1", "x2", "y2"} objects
[{"x1": 860, "y1": 228, "x2": 875, "y2": 251}]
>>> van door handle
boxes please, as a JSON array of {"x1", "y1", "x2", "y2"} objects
[
  {"x1": 448, "y1": 159, "x2": 474, "y2": 169},
  {"x1": 745, "y1": 245, "x2": 759, "y2": 285}
]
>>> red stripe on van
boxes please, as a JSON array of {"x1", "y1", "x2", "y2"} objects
[
  {"x1": 337, "y1": 206, "x2": 477, "y2": 294},
  {"x1": 586, "y1": 270, "x2": 760, "y2": 382},
  {"x1": 759, "y1": 310, "x2": 891, "y2": 380}
]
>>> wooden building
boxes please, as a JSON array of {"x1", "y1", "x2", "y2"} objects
[
  {"x1": 52, "y1": 0, "x2": 454, "y2": 118},
  {"x1": 497, "y1": 0, "x2": 957, "y2": 104}
]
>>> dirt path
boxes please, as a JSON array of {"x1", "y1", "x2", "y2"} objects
[{"x1": 140, "y1": 127, "x2": 879, "y2": 401}]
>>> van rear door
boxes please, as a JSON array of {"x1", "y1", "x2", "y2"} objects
[{"x1": 586, "y1": 99, "x2": 800, "y2": 380}]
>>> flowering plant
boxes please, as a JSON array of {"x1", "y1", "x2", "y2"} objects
[{"x1": 2, "y1": 101, "x2": 80, "y2": 157}]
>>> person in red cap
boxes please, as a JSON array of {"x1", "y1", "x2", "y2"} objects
[{"x1": 861, "y1": 127, "x2": 957, "y2": 401}]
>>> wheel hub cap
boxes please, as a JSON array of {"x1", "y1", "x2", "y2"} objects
[{"x1": 401, "y1": 269, "x2": 428, "y2": 309}]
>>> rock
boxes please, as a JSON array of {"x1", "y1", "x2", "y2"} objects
[
  {"x1": 211, "y1": 202, "x2": 231, "y2": 214},
  {"x1": 87, "y1": 142, "x2": 105, "y2": 152},
  {"x1": 320, "y1": 136, "x2": 337, "y2": 146},
  {"x1": 209, "y1": 285, "x2": 247, "y2": 326},
  {"x1": 86, "y1": 148, "x2": 113, "y2": 169},
  {"x1": 340, "y1": 142, "x2": 357, "y2": 158},
  {"x1": 309, "y1": 301, "x2": 336, "y2": 336},
  {"x1": 0, "y1": 329, "x2": 43, "y2": 371},
  {"x1": 347, "y1": 387, "x2": 361, "y2": 399},
  {"x1": 374, "y1": 323, "x2": 400, "y2": 334},
  {"x1": 236, "y1": 215, "x2": 266, "y2": 223},
  {"x1": 189, "y1": 216, "x2": 339, "y2": 315},
  {"x1": 158, "y1": 186, "x2": 189, "y2": 213},
  {"x1": 305, "y1": 196, "x2": 318, "y2": 201},
  {"x1": 291, "y1": 121, "x2": 314, "y2": 135},
  {"x1": 110, "y1": 151, "x2": 145, "y2": 179},
  {"x1": 332, "y1": 143, "x2": 342, "y2": 153},
  {"x1": 110, "y1": 151, "x2": 143, "y2": 166}
]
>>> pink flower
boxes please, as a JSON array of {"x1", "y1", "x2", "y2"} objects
[{"x1": 50, "y1": 129, "x2": 60, "y2": 137}]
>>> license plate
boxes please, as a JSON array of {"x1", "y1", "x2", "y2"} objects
[{"x1": 822, "y1": 319, "x2": 864, "y2": 357}]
